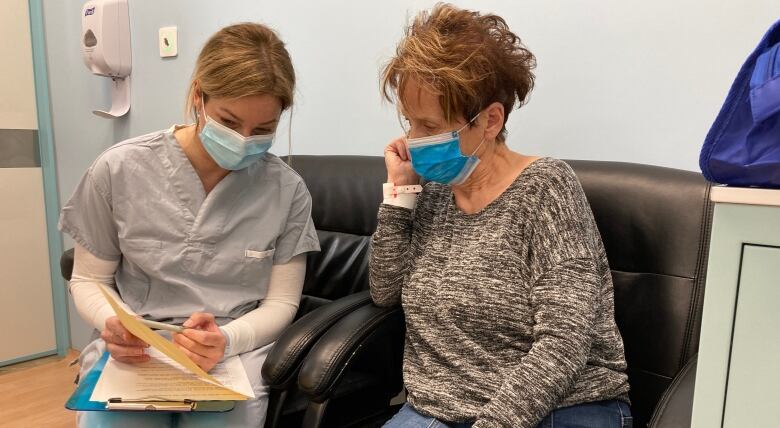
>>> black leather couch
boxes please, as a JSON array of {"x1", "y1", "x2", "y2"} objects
[
  {"x1": 260, "y1": 156, "x2": 395, "y2": 427},
  {"x1": 274, "y1": 157, "x2": 713, "y2": 428},
  {"x1": 61, "y1": 156, "x2": 711, "y2": 428}
]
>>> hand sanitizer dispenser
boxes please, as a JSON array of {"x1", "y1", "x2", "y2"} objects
[{"x1": 82, "y1": 0, "x2": 131, "y2": 118}]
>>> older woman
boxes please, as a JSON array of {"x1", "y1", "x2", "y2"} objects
[{"x1": 370, "y1": 4, "x2": 631, "y2": 428}]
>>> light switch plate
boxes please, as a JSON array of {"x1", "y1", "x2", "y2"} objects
[{"x1": 159, "y1": 26, "x2": 178, "y2": 58}]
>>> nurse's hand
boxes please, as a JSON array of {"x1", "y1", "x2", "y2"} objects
[
  {"x1": 385, "y1": 136, "x2": 419, "y2": 186},
  {"x1": 101, "y1": 316, "x2": 150, "y2": 364},
  {"x1": 173, "y1": 312, "x2": 226, "y2": 372}
]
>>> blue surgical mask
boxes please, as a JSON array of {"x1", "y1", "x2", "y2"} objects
[
  {"x1": 198, "y1": 100, "x2": 274, "y2": 171},
  {"x1": 407, "y1": 115, "x2": 485, "y2": 185}
]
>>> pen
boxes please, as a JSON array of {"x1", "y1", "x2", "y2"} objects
[{"x1": 140, "y1": 319, "x2": 186, "y2": 333}]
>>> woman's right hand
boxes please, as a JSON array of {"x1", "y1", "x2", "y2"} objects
[
  {"x1": 101, "y1": 316, "x2": 150, "y2": 363},
  {"x1": 384, "y1": 136, "x2": 420, "y2": 186}
]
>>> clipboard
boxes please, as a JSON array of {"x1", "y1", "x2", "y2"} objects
[{"x1": 65, "y1": 352, "x2": 236, "y2": 413}]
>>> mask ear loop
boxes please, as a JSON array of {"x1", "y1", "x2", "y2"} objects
[
  {"x1": 200, "y1": 95, "x2": 207, "y2": 122},
  {"x1": 195, "y1": 92, "x2": 209, "y2": 131},
  {"x1": 458, "y1": 112, "x2": 485, "y2": 157},
  {"x1": 191, "y1": 90, "x2": 202, "y2": 127},
  {"x1": 470, "y1": 137, "x2": 486, "y2": 157},
  {"x1": 286, "y1": 105, "x2": 294, "y2": 167},
  {"x1": 456, "y1": 112, "x2": 481, "y2": 135},
  {"x1": 396, "y1": 109, "x2": 410, "y2": 138},
  {"x1": 190, "y1": 82, "x2": 201, "y2": 126}
]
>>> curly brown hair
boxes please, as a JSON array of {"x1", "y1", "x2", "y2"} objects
[{"x1": 382, "y1": 3, "x2": 536, "y2": 141}]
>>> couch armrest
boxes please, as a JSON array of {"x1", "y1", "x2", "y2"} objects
[
  {"x1": 261, "y1": 290, "x2": 373, "y2": 388},
  {"x1": 61, "y1": 248, "x2": 75, "y2": 281},
  {"x1": 298, "y1": 303, "x2": 405, "y2": 402},
  {"x1": 649, "y1": 354, "x2": 698, "y2": 428}
]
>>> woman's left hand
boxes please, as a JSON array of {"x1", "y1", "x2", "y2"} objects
[{"x1": 173, "y1": 312, "x2": 226, "y2": 372}]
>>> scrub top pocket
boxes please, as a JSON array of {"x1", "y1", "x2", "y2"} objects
[
  {"x1": 121, "y1": 238, "x2": 164, "y2": 270},
  {"x1": 122, "y1": 238, "x2": 163, "y2": 249},
  {"x1": 242, "y1": 247, "x2": 275, "y2": 290}
]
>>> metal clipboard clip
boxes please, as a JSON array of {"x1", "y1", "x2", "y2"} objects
[{"x1": 107, "y1": 398, "x2": 195, "y2": 412}]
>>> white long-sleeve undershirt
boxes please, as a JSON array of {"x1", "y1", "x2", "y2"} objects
[{"x1": 69, "y1": 244, "x2": 305, "y2": 357}]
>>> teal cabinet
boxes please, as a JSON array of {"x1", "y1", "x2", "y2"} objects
[{"x1": 692, "y1": 187, "x2": 780, "y2": 428}]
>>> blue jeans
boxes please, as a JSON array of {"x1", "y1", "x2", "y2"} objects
[
  {"x1": 382, "y1": 403, "x2": 473, "y2": 428},
  {"x1": 383, "y1": 400, "x2": 632, "y2": 428},
  {"x1": 537, "y1": 400, "x2": 632, "y2": 428}
]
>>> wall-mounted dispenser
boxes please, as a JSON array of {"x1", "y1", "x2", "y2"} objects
[{"x1": 81, "y1": 0, "x2": 131, "y2": 118}]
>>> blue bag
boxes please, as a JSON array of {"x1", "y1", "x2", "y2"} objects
[{"x1": 700, "y1": 19, "x2": 780, "y2": 187}]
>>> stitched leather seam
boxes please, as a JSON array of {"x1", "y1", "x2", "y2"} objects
[
  {"x1": 317, "y1": 225, "x2": 375, "y2": 236},
  {"x1": 648, "y1": 355, "x2": 696, "y2": 426},
  {"x1": 631, "y1": 367, "x2": 673, "y2": 380},
  {"x1": 680, "y1": 184, "x2": 713, "y2": 369},
  {"x1": 313, "y1": 308, "x2": 398, "y2": 396},
  {"x1": 610, "y1": 269, "x2": 694, "y2": 280},
  {"x1": 270, "y1": 295, "x2": 371, "y2": 380},
  {"x1": 274, "y1": 297, "x2": 368, "y2": 377}
]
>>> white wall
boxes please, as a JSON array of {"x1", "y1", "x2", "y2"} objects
[
  {"x1": 249, "y1": 0, "x2": 780, "y2": 171},
  {"x1": 41, "y1": 0, "x2": 779, "y2": 348}
]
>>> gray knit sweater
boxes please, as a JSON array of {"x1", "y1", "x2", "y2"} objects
[{"x1": 370, "y1": 158, "x2": 630, "y2": 427}]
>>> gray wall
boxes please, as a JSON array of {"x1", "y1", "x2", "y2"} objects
[{"x1": 42, "y1": 0, "x2": 779, "y2": 349}]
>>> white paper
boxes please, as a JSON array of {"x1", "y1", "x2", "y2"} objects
[{"x1": 90, "y1": 347, "x2": 255, "y2": 402}]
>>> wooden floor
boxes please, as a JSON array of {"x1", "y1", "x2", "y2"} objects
[{"x1": 0, "y1": 350, "x2": 80, "y2": 428}]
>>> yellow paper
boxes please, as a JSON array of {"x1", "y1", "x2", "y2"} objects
[{"x1": 97, "y1": 285, "x2": 248, "y2": 400}]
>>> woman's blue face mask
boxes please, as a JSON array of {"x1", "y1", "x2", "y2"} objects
[
  {"x1": 198, "y1": 98, "x2": 275, "y2": 171},
  {"x1": 406, "y1": 114, "x2": 485, "y2": 185}
]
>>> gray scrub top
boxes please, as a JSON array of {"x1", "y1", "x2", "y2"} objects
[{"x1": 59, "y1": 126, "x2": 320, "y2": 321}]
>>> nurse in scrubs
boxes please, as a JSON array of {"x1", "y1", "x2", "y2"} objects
[{"x1": 59, "y1": 23, "x2": 320, "y2": 427}]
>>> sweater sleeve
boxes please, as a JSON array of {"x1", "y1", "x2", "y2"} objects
[{"x1": 368, "y1": 204, "x2": 415, "y2": 307}]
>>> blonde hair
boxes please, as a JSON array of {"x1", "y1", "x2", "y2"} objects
[
  {"x1": 382, "y1": 3, "x2": 536, "y2": 141},
  {"x1": 186, "y1": 22, "x2": 295, "y2": 123}
]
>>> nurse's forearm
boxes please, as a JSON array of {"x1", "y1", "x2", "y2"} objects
[
  {"x1": 70, "y1": 244, "x2": 136, "y2": 331},
  {"x1": 219, "y1": 255, "x2": 305, "y2": 357}
]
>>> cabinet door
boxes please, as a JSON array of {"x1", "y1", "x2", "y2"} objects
[{"x1": 722, "y1": 245, "x2": 780, "y2": 427}]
